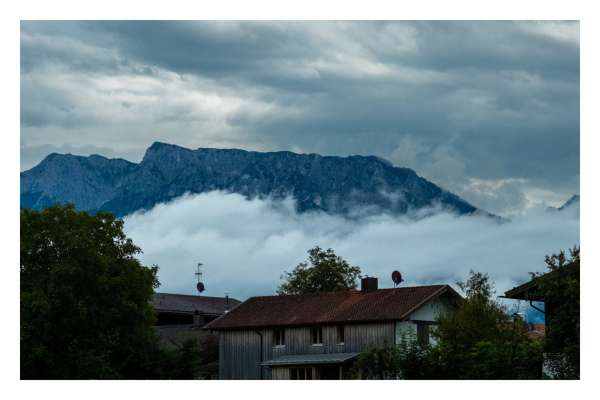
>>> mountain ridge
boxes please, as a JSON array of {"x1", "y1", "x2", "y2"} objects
[
  {"x1": 547, "y1": 194, "x2": 580, "y2": 212},
  {"x1": 21, "y1": 142, "x2": 485, "y2": 218}
]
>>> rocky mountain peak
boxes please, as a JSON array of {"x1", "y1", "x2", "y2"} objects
[
  {"x1": 547, "y1": 194, "x2": 580, "y2": 212},
  {"x1": 21, "y1": 142, "x2": 482, "y2": 218}
]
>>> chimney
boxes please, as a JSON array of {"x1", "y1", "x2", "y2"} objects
[
  {"x1": 193, "y1": 309, "x2": 205, "y2": 326},
  {"x1": 361, "y1": 277, "x2": 378, "y2": 293},
  {"x1": 225, "y1": 293, "x2": 229, "y2": 313}
]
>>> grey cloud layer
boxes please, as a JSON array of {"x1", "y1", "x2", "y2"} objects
[{"x1": 20, "y1": 21, "x2": 579, "y2": 215}]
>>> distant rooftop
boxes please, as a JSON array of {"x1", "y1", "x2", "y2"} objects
[
  {"x1": 151, "y1": 292, "x2": 242, "y2": 316},
  {"x1": 528, "y1": 324, "x2": 546, "y2": 340}
]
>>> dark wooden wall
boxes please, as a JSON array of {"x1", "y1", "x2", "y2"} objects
[{"x1": 218, "y1": 322, "x2": 396, "y2": 380}]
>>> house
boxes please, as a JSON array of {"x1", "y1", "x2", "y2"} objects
[
  {"x1": 503, "y1": 280, "x2": 551, "y2": 334},
  {"x1": 527, "y1": 323, "x2": 546, "y2": 340},
  {"x1": 151, "y1": 292, "x2": 242, "y2": 379},
  {"x1": 202, "y1": 277, "x2": 461, "y2": 380},
  {"x1": 151, "y1": 292, "x2": 242, "y2": 325},
  {"x1": 504, "y1": 280, "x2": 553, "y2": 376}
]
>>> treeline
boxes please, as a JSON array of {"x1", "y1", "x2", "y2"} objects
[
  {"x1": 350, "y1": 248, "x2": 580, "y2": 380},
  {"x1": 20, "y1": 204, "x2": 207, "y2": 379},
  {"x1": 350, "y1": 271, "x2": 544, "y2": 379}
]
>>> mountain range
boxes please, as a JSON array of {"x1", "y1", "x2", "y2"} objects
[
  {"x1": 547, "y1": 194, "x2": 580, "y2": 212},
  {"x1": 21, "y1": 142, "x2": 489, "y2": 218}
]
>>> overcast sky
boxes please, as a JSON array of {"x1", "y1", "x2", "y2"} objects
[{"x1": 20, "y1": 21, "x2": 579, "y2": 217}]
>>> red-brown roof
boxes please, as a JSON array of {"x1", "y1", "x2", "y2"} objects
[
  {"x1": 203, "y1": 285, "x2": 461, "y2": 330},
  {"x1": 527, "y1": 324, "x2": 546, "y2": 340},
  {"x1": 532, "y1": 323, "x2": 545, "y2": 334}
]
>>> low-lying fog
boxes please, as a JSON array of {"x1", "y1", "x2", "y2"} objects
[{"x1": 124, "y1": 191, "x2": 580, "y2": 324}]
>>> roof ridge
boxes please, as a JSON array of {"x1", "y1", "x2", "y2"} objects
[
  {"x1": 399, "y1": 284, "x2": 451, "y2": 320},
  {"x1": 154, "y1": 292, "x2": 241, "y2": 301},
  {"x1": 245, "y1": 284, "x2": 448, "y2": 299},
  {"x1": 204, "y1": 284, "x2": 459, "y2": 331}
]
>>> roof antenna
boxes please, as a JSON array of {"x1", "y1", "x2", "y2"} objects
[
  {"x1": 392, "y1": 271, "x2": 404, "y2": 288},
  {"x1": 196, "y1": 263, "x2": 205, "y2": 294}
]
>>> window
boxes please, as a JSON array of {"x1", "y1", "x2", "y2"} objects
[
  {"x1": 337, "y1": 326, "x2": 345, "y2": 344},
  {"x1": 290, "y1": 367, "x2": 312, "y2": 380},
  {"x1": 416, "y1": 323, "x2": 429, "y2": 343},
  {"x1": 311, "y1": 327, "x2": 323, "y2": 345},
  {"x1": 273, "y1": 329, "x2": 285, "y2": 347}
]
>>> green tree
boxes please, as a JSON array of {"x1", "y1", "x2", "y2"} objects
[
  {"x1": 530, "y1": 245, "x2": 580, "y2": 379},
  {"x1": 20, "y1": 204, "x2": 162, "y2": 379},
  {"x1": 396, "y1": 324, "x2": 437, "y2": 379},
  {"x1": 159, "y1": 331, "x2": 205, "y2": 379},
  {"x1": 277, "y1": 246, "x2": 361, "y2": 295},
  {"x1": 346, "y1": 271, "x2": 545, "y2": 380},
  {"x1": 430, "y1": 270, "x2": 543, "y2": 379},
  {"x1": 111, "y1": 326, "x2": 204, "y2": 379},
  {"x1": 348, "y1": 338, "x2": 400, "y2": 380}
]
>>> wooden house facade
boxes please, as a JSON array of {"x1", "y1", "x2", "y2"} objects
[{"x1": 203, "y1": 277, "x2": 461, "y2": 380}]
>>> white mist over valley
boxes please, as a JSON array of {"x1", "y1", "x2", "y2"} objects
[{"x1": 123, "y1": 191, "x2": 579, "y2": 323}]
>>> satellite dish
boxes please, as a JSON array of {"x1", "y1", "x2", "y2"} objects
[
  {"x1": 392, "y1": 271, "x2": 403, "y2": 286},
  {"x1": 197, "y1": 282, "x2": 205, "y2": 293}
]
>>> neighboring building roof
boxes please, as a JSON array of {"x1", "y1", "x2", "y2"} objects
[
  {"x1": 503, "y1": 280, "x2": 538, "y2": 300},
  {"x1": 151, "y1": 292, "x2": 242, "y2": 316},
  {"x1": 154, "y1": 324, "x2": 218, "y2": 347},
  {"x1": 527, "y1": 323, "x2": 546, "y2": 340},
  {"x1": 261, "y1": 353, "x2": 362, "y2": 366},
  {"x1": 504, "y1": 263, "x2": 578, "y2": 302},
  {"x1": 203, "y1": 285, "x2": 461, "y2": 331},
  {"x1": 532, "y1": 323, "x2": 545, "y2": 334}
]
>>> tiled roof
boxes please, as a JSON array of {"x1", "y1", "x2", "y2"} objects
[
  {"x1": 151, "y1": 292, "x2": 242, "y2": 315},
  {"x1": 532, "y1": 323, "x2": 545, "y2": 334},
  {"x1": 527, "y1": 324, "x2": 546, "y2": 340},
  {"x1": 204, "y1": 285, "x2": 460, "y2": 330}
]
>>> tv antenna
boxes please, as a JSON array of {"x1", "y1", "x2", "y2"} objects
[
  {"x1": 196, "y1": 263, "x2": 205, "y2": 294},
  {"x1": 392, "y1": 271, "x2": 404, "y2": 288}
]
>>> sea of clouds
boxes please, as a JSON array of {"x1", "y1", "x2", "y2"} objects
[{"x1": 123, "y1": 191, "x2": 580, "y2": 323}]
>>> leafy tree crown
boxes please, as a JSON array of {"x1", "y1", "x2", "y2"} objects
[
  {"x1": 20, "y1": 204, "x2": 161, "y2": 379},
  {"x1": 530, "y1": 245, "x2": 580, "y2": 379},
  {"x1": 277, "y1": 246, "x2": 361, "y2": 295}
]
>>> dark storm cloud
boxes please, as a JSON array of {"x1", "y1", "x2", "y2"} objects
[
  {"x1": 400, "y1": 22, "x2": 579, "y2": 80},
  {"x1": 20, "y1": 21, "x2": 580, "y2": 215}
]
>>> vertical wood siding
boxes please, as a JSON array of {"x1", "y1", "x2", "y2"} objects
[
  {"x1": 271, "y1": 367, "x2": 288, "y2": 380},
  {"x1": 218, "y1": 322, "x2": 396, "y2": 380},
  {"x1": 272, "y1": 366, "x2": 318, "y2": 380}
]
